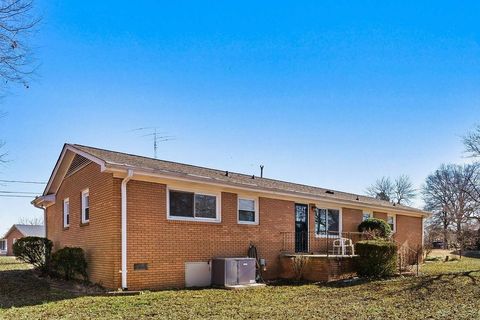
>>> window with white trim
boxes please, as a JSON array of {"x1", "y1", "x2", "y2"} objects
[
  {"x1": 0, "y1": 239, "x2": 6, "y2": 251},
  {"x1": 387, "y1": 214, "x2": 396, "y2": 233},
  {"x1": 168, "y1": 189, "x2": 219, "y2": 221},
  {"x1": 63, "y1": 198, "x2": 70, "y2": 228},
  {"x1": 81, "y1": 189, "x2": 90, "y2": 223},
  {"x1": 238, "y1": 198, "x2": 257, "y2": 224},
  {"x1": 315, "y1": 208, "x2": 341, "y2": 236},
  {"x1": 362, "y1": 211, "x2": 373, "y2": 221}
]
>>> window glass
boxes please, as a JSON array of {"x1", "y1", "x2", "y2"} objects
[
  {"x1": 327, "y1": 209, "x2": 340, "y2": 234},
  {"x1": 64, "y1": 199, "x2": 70, "y2": 227},
  {"x1": 82, "y1": 191, "x2": 90, "y2": 222},
  {"x1": 194, "y1": 194, "x2": 216, "y2": 218},
  {"x1": 362, "y1": 212, "x2": 372, "y2": 221},
  {"x1": 239, "y1": 199, "x2": 256, "y2": 222},
  {"x1": 0, "y1": 240, "x2": 5, "y2": 251},
  {"x1": 315, "y1": 208, "x2": 327, "y2": 234},
  {"x1": 388, "y1": 215, "x2": 395, "y2": 232},
  {"x1": 315, "y1": 208, "x2": 340, "y2": 235},
  {"x1": 169, "y1": 191, "x2": 194, "y2": 217}
]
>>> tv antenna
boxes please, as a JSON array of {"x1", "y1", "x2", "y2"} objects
[{"x1": 131, "y1": 127, "x2": 175, "y2": 159}]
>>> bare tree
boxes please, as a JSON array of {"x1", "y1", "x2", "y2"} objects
[
  {"x1": 366, "y1": 176, "x2": 393, "y2": 202},
  {"x1": 393, "y1": 175, "x2": 416, "y2": 205},
  {"x1": 17, "y1": 216, "x2": 43, "y2": 225},
  {"x1": 464, "y1": 125, "x2": 480, "y2": 158},
  {"x1": 422, "y1": 164, "x2": 480, "y2": 251},
  {"x1": 366, "y1": 175, "x2": 416, "y2": 204},
  {"x1": 0, "y1": 0, "x2": 38, "y2": 162},
  {"x1": 0, "y1": 0, "x2": 38, "y2": 88}
]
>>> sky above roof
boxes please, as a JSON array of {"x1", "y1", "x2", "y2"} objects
[{"x1": 1, "y1": 1, "x2": 480, "y2": 234}]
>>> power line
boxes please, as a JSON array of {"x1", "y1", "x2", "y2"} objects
[
  {"x1": 0, "y1": 179, "x2": 46, "y2": 185},
  {"x1": 0, "y1": 191, "x2": 39, "y2": 194},
  {"x1": 0, "y1": 195, "x2": 34, "y2": 198}
]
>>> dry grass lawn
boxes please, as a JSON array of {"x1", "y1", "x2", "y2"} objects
[{"x1": 0, "y1": 254, "x2": 479, "y2": 319}]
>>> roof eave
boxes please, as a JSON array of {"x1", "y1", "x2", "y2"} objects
[
  {"x1": 42, "y1": 144, "x2": 107, "y2": 196},
  {"x1": 104, "y1": 163, "x2": 431, "y2": 217}
]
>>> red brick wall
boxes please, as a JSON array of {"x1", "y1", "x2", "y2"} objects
[
  {"x1": 373, "y1": 211, "x2": 388, "y2": 221},
  {"x1": 45, "y1": 163, "x2": 424, "y2": 290},
  {"x1": 45, "y1": 163, "x2": 119, "y2": 288},
  {"x1": 279, "y1": 255, "x2": 356, "y2": 282},
  {"x1": 124, "y1": 180, "x2": 295, "y2": 290},
  {"x1": 394, "y1": 215, "x2": 423, "y2": 250},
  {"x1": 5, "y1": 228, "x2": 24, "y2": 256},
  {"x1": 342, "y1": 208, "x2": 363, "y2": 232}
]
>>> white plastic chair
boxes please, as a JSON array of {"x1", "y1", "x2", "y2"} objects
[{"x1": 333, "y1": 238, "x2": 355, "y2": 256}]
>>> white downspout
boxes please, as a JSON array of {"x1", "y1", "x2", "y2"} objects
[{"x1": 121, "y1": 169, "x2": 134, "y2": 290}]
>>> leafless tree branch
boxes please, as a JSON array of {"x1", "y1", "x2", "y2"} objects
[
  {"x1": 366, "y1": 175, "x2": 416, "y2": 204},
  {"x1": 464, "y1": 125, "x2": 480, "y2": 158}
]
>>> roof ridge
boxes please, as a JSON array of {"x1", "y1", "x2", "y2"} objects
[
  {"x1": 70, "y1": 144, "x2": 424, "y2": 213},
  {"x1": 72, "y1": 143, "x2": 232, "y2": 174},
  {"x1": 73, "y1": 144, "x2": 380, "y2": 200}
]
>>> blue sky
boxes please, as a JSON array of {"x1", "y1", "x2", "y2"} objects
[{"x1": 1, "y1": 1, "x2": 480, "y2": 234}]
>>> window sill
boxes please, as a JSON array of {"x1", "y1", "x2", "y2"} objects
[
  {"x1": 167, "y1": 216, "x2": 221, "y2": 223},
  {"x1": 314, "y1": 234, "x2": 342, "y2": 239},
  {"x1": 238, "y1": 221, "x2": 259, "y2": 226},
  {"x1": 63, "y1": 226, "x2": 70, "y2": 231},
  {"x1": 80, "y1": 222, "x2": 90, "y2": 227}
]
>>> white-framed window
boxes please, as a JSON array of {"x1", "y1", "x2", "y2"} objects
[
  {"x1": 13, "y1": 238, "x2": 17, "y2": 244},
  {"x1": 63, "y1": 198, "x2": 70, "y2": 228},
  {"x1": 0, "y1": 239, "x2": 6, "y2": 252},
  {"x1": 362, "y1": 211, "x2": 373, "y2": 221},
  {"x1": 387, "y1": 214, "x2": 396, "y2": 233},
  {"x1": 167, "y1": 188, "x2": 220, "y2": 222},
  {"x1": 314, "y1": 208, "x2": 342, "y2": 237},
  {"x1": 81, "y1": 189, "x2": 90, "y2": 223},
  {"x1": 238, "y1": 197, "x2": 258, "y2": 225}
]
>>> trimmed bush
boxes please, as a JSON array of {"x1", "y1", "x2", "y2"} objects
[
  {"x1": 13, "y1": 237, "x2": 53, "y2": 273},
  {"x1": 52, "y1": 247, "x2": 88, "y2": 281},
  {"x1": 358, "y1": 218, "x2": 392, "y2": 239},
  {"x1": 355, "y1": 240, "x2": 397, "y2": 277}
]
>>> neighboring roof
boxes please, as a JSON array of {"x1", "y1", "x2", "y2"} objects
[
  {"x1": 40, "y1": 143, "x2": 430, "y2": 216},
  {"x1": 3, "y1": 224, "x2": 45, "y2": 239}
]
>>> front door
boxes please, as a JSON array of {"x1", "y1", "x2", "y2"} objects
[{"x1": 295, "y1": 204, "x2": 309, "y2": 253}]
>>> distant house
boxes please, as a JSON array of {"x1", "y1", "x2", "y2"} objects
[
  {"x1": 32, "y1": 144, "x2": 429, "y2": 290},
  {"x1": 0, "y1": 224, "x2": 45, "y2": 256}
]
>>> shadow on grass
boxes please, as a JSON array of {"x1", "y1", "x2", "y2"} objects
[
  {"x1": 0, "y1": 268, "x2": 77, "y2": 309},
  {"x1": 405, "y1": 269, "x2": 480, "y2": 298},
  {"x1": 267, "y1": 277, "x2": 375, "y2": 288},
  {"x1": 458, "y1": 251, "x2": 480, "y2": 259},
  {"x1": 266, "y1": 279, "x2": 317, "y2": 287}
]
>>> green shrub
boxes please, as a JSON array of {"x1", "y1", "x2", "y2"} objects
[
  {"x1": 355, "y1": 240, "x2": 397, "y2": 277},
  {"x1": 357, "y1": 218, "x2": 392, "y2": 239},
  {"x1": 52, "y1": 247, "x2": 88, "y2": 281},
  {"x1": 13, "y1": 237, "x2": 53, "y2": 273}
]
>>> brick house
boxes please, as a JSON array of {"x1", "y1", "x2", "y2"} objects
[
  {"x1": 32, "y1": 144, "x2": 429, "y2": 290},
  {"x1": 0, "y1": 224, "x2": 45, "y2": 256}
]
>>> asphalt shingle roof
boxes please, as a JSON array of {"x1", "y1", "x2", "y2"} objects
[
  {"x1": 4, "y1": 224, "x2": 45, "y2": 238},
  {"x1": 72, "y1": 144, "x2": 428, "y2": 215}
]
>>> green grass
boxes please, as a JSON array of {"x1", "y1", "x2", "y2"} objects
[{"x1": 1, "y1": 256, "x2": 479, "y2": 319}]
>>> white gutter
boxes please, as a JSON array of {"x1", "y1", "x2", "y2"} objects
[
  {"x1": 121, "y1": 169, "x2": 134, "y2": 290},
  {"x1": 106, "y1": 165, "x2": 431, "y2": 217}
]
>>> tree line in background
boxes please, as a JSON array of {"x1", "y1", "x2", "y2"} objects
[
  {"x1": 423, "y1": 126, "x2": 480, "y2": 251},
  {"x1": 367, "y1": 125, "x2": 480, "y2": 252}
]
